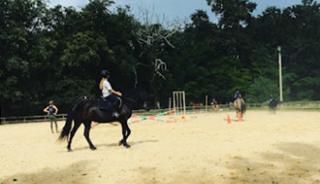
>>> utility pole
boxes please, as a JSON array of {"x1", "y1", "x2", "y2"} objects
[{"x1": 277, "y1": 46, "x2": 283, "y2": 102}]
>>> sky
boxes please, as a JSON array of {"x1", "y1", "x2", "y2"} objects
[{"x1": 48, "y1": 0, "x2": 306, "y2": 24}]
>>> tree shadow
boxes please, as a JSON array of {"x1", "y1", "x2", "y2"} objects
[
  {"x1": 1, "y1": 161, "x2": 93, "y2": 184},
  {"x1": 222, "y1": 142, "x2": 320, "y2": 184}
]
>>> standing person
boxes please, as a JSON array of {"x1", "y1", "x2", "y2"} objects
[
  {"x1": 99, "y1": 69, "x2": 122, "y2": 117},
  {"x1": 43, "y1": 100, "x2": 59, "y2": 133},
  {"x1": 211, "y1": 98, "x2": 219, "y2": 111}
]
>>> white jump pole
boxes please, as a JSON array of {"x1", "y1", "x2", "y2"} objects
[
  {"x1": 172, "y1": 91, "x2": 186, "y2": 115},
  {"x1": 183, "y1": 92, "x2": 186, "y2": 115},
  {"x1": 278, "y1": 46, "x2": 284, "y2": 102}
]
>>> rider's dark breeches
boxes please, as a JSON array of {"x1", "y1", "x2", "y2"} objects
[{"x1": 104, "y1": 95, "x2": 120, "y2": 111}]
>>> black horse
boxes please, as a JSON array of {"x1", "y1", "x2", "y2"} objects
[
  {"x1": 268, "y1": 98, "x2": 278, "y2": 112},
  {"x1": 58, "y1": 89, "x2": 152, "y2": 151}
]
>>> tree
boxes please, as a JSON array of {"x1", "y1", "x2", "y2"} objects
[
  {"x1": 2, "y1": 0, "x2": 320, "y2": 116},
  {"x1": 206, "y1": 0, "x2": 256, "y2": 29},
  {"x1": 0, "y1": 0, "x2": 47, "y2": 115}
]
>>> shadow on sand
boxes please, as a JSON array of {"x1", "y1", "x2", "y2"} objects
[
  {"x1": 223, "y1": 142, "x2": 320, "y2": 184},
  {"x1": 1, "y1": 161, "x2": 93, "y2": 184},
  {"x1": 68, "y1": 139, "x2": 159, "y2": 152}
]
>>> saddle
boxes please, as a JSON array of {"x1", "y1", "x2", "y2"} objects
[{"x1": 98, "y1": 96, "x2": 122, "y2": 112}]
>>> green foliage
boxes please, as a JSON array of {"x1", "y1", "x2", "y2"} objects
[
  {"x1": 206, "y1": 0, "x2": 256, "y2": 29},
  {"x1": 1, "y1": 0, "x2": 320, "y2": 116},
  {"x1": 247, "y1": 76, "x2": 278, "y2": 103}
]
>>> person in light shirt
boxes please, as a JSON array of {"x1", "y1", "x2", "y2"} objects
[
  {"x1": 99, "y1": 69, "x2": 122, "y2": 117},
  {"x1": 43, "y1": 100, "x2": 59, "y2": 133}
]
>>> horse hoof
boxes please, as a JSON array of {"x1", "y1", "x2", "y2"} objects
[
  {"x1": 67, "y1": 148, "x2": 72, "y2": 152},
  {"x1": 90, "y1": 146, "x2": 97, "y2": 150},
  {"x1": 124, "y1": 144, "x2": 131, "y2": 148},
  {"x1": 119, "y1": 140, "x2": 124, "y2": 146}
]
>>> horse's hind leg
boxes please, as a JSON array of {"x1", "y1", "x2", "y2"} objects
[
  {"x1": 83, "y1": 122, "x2": 96, "y2": 150},
  {"x1": 236, "y1": 111, "x2": 242, "y2": 121},
  {"x1": 119, "y1": 120, "x2": 131, "y2": 148},
  {"x1": 67, "y1": 120, "x2": 81, "y2": 152}
]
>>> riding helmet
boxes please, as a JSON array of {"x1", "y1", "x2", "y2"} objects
[{"x1": 101, "y1": 69, "x2": 110, "y2": 78}]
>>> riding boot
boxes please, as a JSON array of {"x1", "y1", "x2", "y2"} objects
[
  {"x1": 111, "y1": 97, "x2": 121, "y2": 118},
  {"x1": 112, "y1": 111, "x2": 120, "y2": 118},
  {"x1": 112, "y1": 102, "x2": 120, "y2": 118}
]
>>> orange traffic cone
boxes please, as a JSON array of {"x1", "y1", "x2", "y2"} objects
[
  {"x1": 149, "y1": 115, "x2": 156, "y2": 120},
  {"x1": 226, "y1": 115, "x2": 232, "y2": 124}
]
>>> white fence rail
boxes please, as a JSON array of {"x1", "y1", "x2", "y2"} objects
[
  {"x1": 0, "y1": 114, "x2": 68, "y2": 125},
  {"x1": 1, "y1": 101, "x2": 319, "y2": 125}
]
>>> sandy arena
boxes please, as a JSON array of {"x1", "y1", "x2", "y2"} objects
[{"x1": 1, "y1": 110, "x2": 320, "y2": 184}]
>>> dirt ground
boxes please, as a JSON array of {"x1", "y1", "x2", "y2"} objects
[{"x1": 1, "y1": 110, "x2": 320, "y2": 184}]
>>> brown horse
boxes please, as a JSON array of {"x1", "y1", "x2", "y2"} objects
[{"x1": 234, "y1": 97, "x2": 246, "y2": 121}]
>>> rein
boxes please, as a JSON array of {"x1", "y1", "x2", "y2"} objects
[{"x1": 120, "y1": 96, "x2": 137, "y2": 104}]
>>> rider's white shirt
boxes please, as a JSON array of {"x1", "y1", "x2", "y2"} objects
[{"x1": 102, "y1": 79, "x2": 112, "y2": 97}]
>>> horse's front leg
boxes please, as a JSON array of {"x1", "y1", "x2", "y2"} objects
[
  {"x1": 118, "y1": 123, "x2": 126, "y2": 146},
  {"x1": 84, "y1": 122, "x2": 97, "y2": 150},
  {"x1": 119, "y1": 120, "x2": 131, "y2": 148}
]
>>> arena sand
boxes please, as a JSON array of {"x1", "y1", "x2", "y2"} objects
[{"x1": 1, "y1": 111, "x2": 320, "y2": 184}]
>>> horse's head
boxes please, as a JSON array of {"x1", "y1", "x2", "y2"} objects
[{"x1": 123, "y1": 88, "x2": 154, "y2": 111}]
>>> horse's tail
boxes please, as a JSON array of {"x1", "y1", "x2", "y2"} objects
[
  {"x1": 58, "y1": 112, "x2": 73, "y2": 141},
  {"x1": 241, "y1": 102, "x2": 247, "y2": 113}
]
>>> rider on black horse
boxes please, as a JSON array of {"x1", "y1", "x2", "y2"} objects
[
  {"x1": 268, "y1": 95, "x2": 278, "y2": 110},
  {"x1": 99, "y1": 69, "x2": 122, "y2": 117}
]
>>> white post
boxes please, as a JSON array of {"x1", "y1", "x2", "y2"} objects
[
  {"x1": 205, "y1": 95, "x2": 208, "y2": 112},
  {"x1": 172, "y1": 91, "x2": 186, "y2": 115},
  {"x1": 179, "y1": 92, "x2": 182, "y2": 114},
  {"x1": 175, "y1": 92, "x2": 178, "y2": 113},
  {"x1": 278, "y1": 46, "x2": 283, "y2": 102},
  {"x1": 177, "y1": 93, "x2": 179, "y2": 112},
  {"x1": 183, "y1": 92, "x2": 186, "y2": 115},
  {"x1": 173, "y1": 92, "x2": 176, "y2": 112}
]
